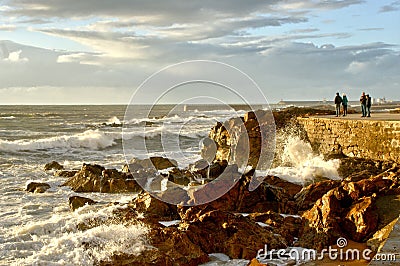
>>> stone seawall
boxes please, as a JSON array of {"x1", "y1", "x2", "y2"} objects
[{"x1": 298, "y1": 117, "x2": 400, "y2": 163}]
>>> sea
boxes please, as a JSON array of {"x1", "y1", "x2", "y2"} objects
[{"x1": 0, "y1": 104, "x2": 341, "y2": 265}]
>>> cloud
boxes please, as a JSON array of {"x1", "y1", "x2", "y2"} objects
[
  {"x1": 380, "y1": 0, "x2": 400, "y2": 12},
  {"x1": 3, "y1": 50, "x2": 29, "y2": 62},
  {"x1": 0, "y1": 24, "x2": 16, "y2": 31}
]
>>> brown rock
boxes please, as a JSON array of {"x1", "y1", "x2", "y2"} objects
[
  {"x1": 62, "y1": 164, "x2": 142, "y2": 193},
  {"x1": 26, "y1": 182, "x2": 50, "y2": 193},
  {"x1": 342, "y1": 196, "x2": 378, "y2": 242},
  {"x1": 247, "y1": 258, "x2": 268, "y2": 266},
  {"x1": 129, "y1": 156, "x2": 178, "y2": 171},
  {"x1": 44, "y1": 161, "x2": 63, "y2": 171},
  {"x1": 298, "y1": 188, "x2": 345, "y2": 250},
  {"x1": 54, "y1": 170, "x2": 78, "y2": 178},
  {"x1": 295, "y1": 180, "x2": 341, "y2": 211},
  {"x1": 180, "y1": 207, "x2": 287, "y2": 260},
  {"x1": 101, "y1": 226, "x2": 209, "y2": 266},
  {"x1": 69, "y1": 196, "x2": 96, "y2": 211},
  {"x1": 131, "y1": 192, "x2": 179, "y2": 222}
]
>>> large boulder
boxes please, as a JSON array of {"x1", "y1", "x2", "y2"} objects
[
  {"x1": 100, "y1": 226, "x2": 209, "y2": 266},
  {"x1": 69, "y1": 196, "x2": 97, "y2": 211},
  {"x1": 62, "y1": 164, "x2": 142, "y2": 193},
  {"x1": 26, "y1": 182, "x2": 51, "y2": 193},
  {"x1": 189, "y1": 169, "x2": 298, "y2": 214},
  {"x1": 44, "y1": 161, "x2": 63, "y2": 171},
  {"x1": 203, "y1": 110, "x2": 275, "y2": 170},
  {"x1": 130, "y1": 192, "x2": 180, "y2": 222},
  {"x1": 295, "y1": 179, "x2": 341, "y2": 211},
  {"x1": 179, "y1": 206, "x2": 287, "y2": 260},
  {"x1": 342, "y1": 196, "x2": 379, "y2": 242},
  {"x1": 128, "y1": 157, "x2": 178, "y2": 171}
]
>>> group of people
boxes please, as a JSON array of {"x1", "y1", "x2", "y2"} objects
[{"x1": 334, "y1": 92, "x2": 372, "y2": 117}]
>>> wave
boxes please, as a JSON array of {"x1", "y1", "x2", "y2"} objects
[
  {"x1": 0, "y1": 130, "x2": 119, "y2": 152},
  {"x1": 0, "y1": 125, "x2": 209, "y2": 152},
  {"x1": 0, "y1": 116, "x2": 16, "y2": 120},
  {"x1": 260, "y1": 135, "x2": 340, "y2": 185}
]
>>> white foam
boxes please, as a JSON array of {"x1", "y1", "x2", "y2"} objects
[
  {"x1": 262, "y1": 135, "x2": 340, "y2": 185},
  {"x1": 1, "y1": 116, "x2": 15, "y2": 119},
  {"x1": 11, "y1": 204, "x2": 150, "y2": 265},
  {"x1": 106, "y1": 116, "x2": 122, "y2": 125},
  {"x1": 0, "y1": 129, "x2": 118, "y2": 152}
]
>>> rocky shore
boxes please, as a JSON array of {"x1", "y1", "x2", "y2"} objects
[{"x1": 28, "y1": 107, "x2": 400, "y2": 265}]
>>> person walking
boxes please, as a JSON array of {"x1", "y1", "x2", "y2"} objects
[
  {"x1": 342, "y1": 93, "x2": 348, "y2": 116},
  {"x1": 366, "y1": 94, "x2": 372, "y2": 117},
  {"x1": 334, "y1": 92, "x2": 343, "y2": 117},
  {"x1": 360, "y1": 92, "x2": 367, "y2": 117}
]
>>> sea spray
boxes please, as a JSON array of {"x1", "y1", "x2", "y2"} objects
[
  {"x1": 12, "y1": 203, "x2": 150, "y2": 266},
  {"x1": 261, "y1": 129, "x2": 341, "y2": 185}
]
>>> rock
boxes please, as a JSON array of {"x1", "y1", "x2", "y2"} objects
[
  {"x1": 131, "y1": 192, "x2": 180, "y2": 222},
  {"x1": 101, "y1": 226, "x2": 209, "y2": 266},
  {"x1": 342, "y1": 196, "x2": 378, "y2": 242},
  {"x1": 129, "y1": 157, "x2": 178, "y2": 171},
  {"x1": 44, "y1": 161, "x2": 63, "y2": 171},
  {"x1": 295, "y1": 180, "x2": 341, "y2": 211},
  {"x1": 26, "y1": 182, "x2": 50, "y2": 193},
  {"x1": 69, "y1": 196, "x2": 96, "y2": 211},
  {"x1": 204, "y1": 110, "x2": 275, "y2": 170},
  {"x1": 54, "y1": 170, "x2": 78, "y2": 178},
  {"x1": 179, "y1": 207, "x2": 287, "y2": 260},
  {"x1": 298, "y1": 188, "x2": 345, "y2": 251},
  {"x1": 188, "y1": 169, "x2": 297, "y2": 214},
  {"x1": 62, "y1": 163, "x2": 142, "y2": 193},
  {"x1": 247, "y1": 258, "x2": 268, "y2": 266},
  {"x1": 263, "y1": 175, "x2": 302, "y2": 198},
  {"x1": 248, "y1": 211, "x2": 303, "y2": 244},
  {"x1": 188, "y1": 159, "x2": 228, "y2": 179},
  {"x1": 166, "y1": 167, "x2": 194, "y2": 186}
]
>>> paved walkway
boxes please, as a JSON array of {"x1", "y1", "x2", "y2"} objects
[{"x1": 313, "y1": 112, "x2": 400, "y2": 121}]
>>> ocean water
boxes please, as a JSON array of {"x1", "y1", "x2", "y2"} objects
[{"x1": 0, "y1": 105, "x2": 340, "y2": 265}]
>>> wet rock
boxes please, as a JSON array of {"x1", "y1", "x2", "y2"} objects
[
  {"x1": 179, "y1": 206, "x2": 287, "y2": 260},
  {"x1": 101, "y1": 226, "x2": 209, "y2": 266},
  {"x1": 62, "y1": 163, "x2": 142, "y2": 193},
  {"x1": 44, "y1": 161, "x2": 63, "y2": 171},
  {"x1": 129, "y1": 157, "x2": 178, "y2": 171},
  {"x1": 130, "y1": 192, "x2": 180, "y2": 222},
  {"x1": 26, "y1": 182, "x2": 50, "y2": 193},
  {"x1": 69, "y1": 196, "x2": 96, "y2": 211},
  {"x1": 54, "y1": 170, "x2": 78, "y2": 178}
]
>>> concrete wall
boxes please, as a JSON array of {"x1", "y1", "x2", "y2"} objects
[{"x1": 298, "y1": 117, "x2": 400, "y2": 163}]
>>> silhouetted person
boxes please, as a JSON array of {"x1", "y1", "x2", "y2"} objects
[
  {"x1": 360, "y1": 92, "x2": 367, "y2": 117},
  {"x1": 334, "y1": 92, "x2": 342, "y2": 117},
  {"x1": 342, "y1": 93, "x2": 348, "y2": 116},
  {"x1": 366, "y1": 94, "x2": 372, "y2": 117}
]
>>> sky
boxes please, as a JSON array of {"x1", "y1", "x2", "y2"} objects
[{"x1": 0, "y1": 0, "x2": 399, "y2": 104}]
